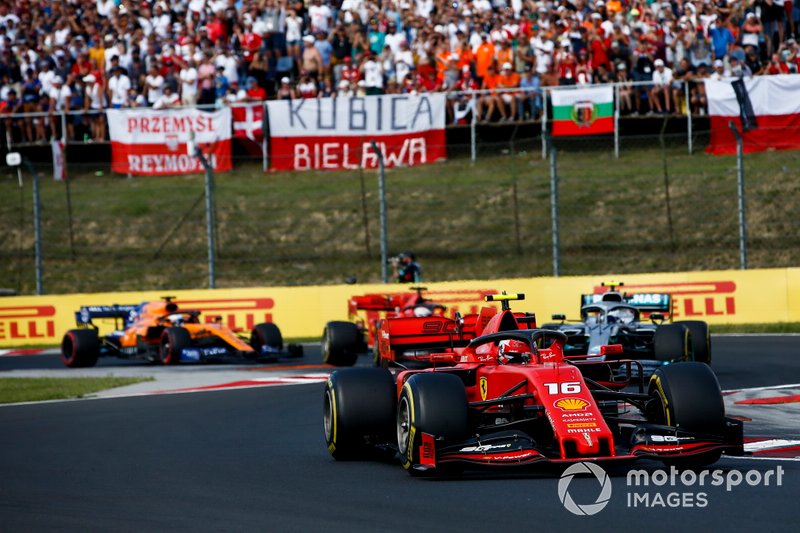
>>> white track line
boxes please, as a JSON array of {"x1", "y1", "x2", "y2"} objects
[
  {"x1": 723, "y1": 383, "x2": 800, "y2": 394},
  {"x1": 745, "y1": 439, "x2": 800, "y2": 452},
  {"x1": 721, "y1": 455, "x2": 800, "y2": 462}
]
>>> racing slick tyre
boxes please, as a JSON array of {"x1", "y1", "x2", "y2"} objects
[
  {"x1": 648, "y1": 362, "x2": 725, "y2": 467},
  {"x1": 322, "y1": 321, "x2": 360, "y2": 367},
  {"x1": 250, "y1": 323, "x2": 284, "y2": 358},
  {"x1": 675, "y1": 320, "x2": 711, "y2": 365},
  {"x1": 159, "y1": 327, "x2": 191, "y2": 365},
  {"x1": 323, "y1": 368, "x2": 395, "y2": 460},
  {"x1": 61, "y1": 329, "x2": 100, "y2": 368},
  {"x1": 397, "y1": 373, "x2": 468, "y2": 476},
  {"x1": 653, "y1": 323, "x2": 691, "y2": 362}
]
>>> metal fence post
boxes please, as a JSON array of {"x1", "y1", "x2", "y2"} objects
[
  {"x1": 470, "y1": 93, "x2": 477, "y2": 163},
  {"x1": 549, "y1": 144, "x2": 560, "y2": 277},
  {"x1": 25, "y1": 159, "x2": 44, "y2": 295},
  {"x1": 728, "y1": 121, "x2": 747, "y2": 269},
  {"x1": 541, "y1": 88, "x2": 548, "y2": 160},
  {"x1": 614, "y1": 83, "x2": 620, "y2": 159},
  {"x1": 370, "y1": 141, "x2": 389, "y2": 283},
  {"x1": 262, "y1": 101, "x2": 268, "y2": 172},
  {"x1": 192, "y1": 144, "x2": 217, "y2": 288},
  {"x1": 685, "y1": 82, "x2": 693, "y2": 154}
]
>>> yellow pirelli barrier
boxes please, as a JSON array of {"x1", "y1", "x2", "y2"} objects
[{"x1": 1, "y1": 267, "x2": 798, "y2": 347}]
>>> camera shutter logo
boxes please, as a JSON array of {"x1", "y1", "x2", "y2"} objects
[{"x1": 557, "y1": 462, "x2": 612, "y2": 516}]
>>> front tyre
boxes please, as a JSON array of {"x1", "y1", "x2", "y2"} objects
[
  {"x1": 648, "y1": 362, "x2": 725, "y2": 467},
  {"x1": 61, "y1": 329, "x2": 100, "y2": 368},
  {"x1": 160, "y1": 327, "x2": 191, "y2": 365},
  {"x1": 398, "y1": 373, "x2": 468, "y2": 475},
  {"x1": 675, "y1": 320, "x2": 711, "y2": 364},
  {"x1": 324, "y1": 368, "x2": 395, "y2": 460},
  {"x1": 321, "y1": 321, "x2": 360, "y2": 366},
  {"x1": 653, "y1": 323, "x2": 691, "y2": 362},
  {"x1": 251, "y1": 322, "x2": 283, "y2": 358}
]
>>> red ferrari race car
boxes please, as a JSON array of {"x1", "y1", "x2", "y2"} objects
[
  {"x1": 321, "y1": 287, "x2": 512, "y2": 366},
  {"x1": 323, "y1": 303, "x2": 743, "y2": 475},
  {"x1": 374, "y1": 292, "x2": 537, "y2": 369},
  {"x1": 61, "y1": 296, "x2": 302, "y2": 367}
]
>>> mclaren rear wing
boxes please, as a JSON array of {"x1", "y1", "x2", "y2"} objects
[{"x1": 75, "y1": 305, "x2": 139, "y2": 328}]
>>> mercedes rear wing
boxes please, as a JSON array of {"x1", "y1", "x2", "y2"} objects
[{"x1": 581, "y1": 293, "x2": 672, "y2": 315}]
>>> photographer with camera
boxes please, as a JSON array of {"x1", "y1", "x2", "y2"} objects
[{"x1": 391, "y1": 251, "x2": 422, "y2": 283}]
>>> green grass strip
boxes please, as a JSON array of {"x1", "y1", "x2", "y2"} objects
[{"x1": 0, "y1": 377, "x2": 154, "y2": 404}]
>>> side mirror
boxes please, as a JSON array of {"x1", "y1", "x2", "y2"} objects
[
  {"x1": 600, "y1": 344, "x2": 624, "y2": 356},
  {"x1": 551, "y1": 314, "x2": 566, "y2": 321},
  {"x1": 649, "y1": 313, "x2": 665, "y2": 323}
]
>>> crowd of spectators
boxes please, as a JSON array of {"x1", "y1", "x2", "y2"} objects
[{"x1": 0, "y1": 0, "x2": 799, "y2": 143}]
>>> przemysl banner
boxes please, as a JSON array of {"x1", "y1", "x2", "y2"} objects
[{"x1": 107, "y1": 108, "x2": 232, "y2": 175}]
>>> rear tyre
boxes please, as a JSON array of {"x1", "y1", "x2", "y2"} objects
[
  {"x1": 250, "y1": 322, "x2": 283, "y2": 358},
  {"x1": 322, "y1": 321, "x2": 360, "y2": 366},
  {"x1": 397, "y1": 373, "x2": 468, "y2": 475},
  {"x1": 648, "y1": 362, "x2": 725, "y2": 467},
  {"x1": 61, "y1": 329, "x2": 100, "y2": 368},
  {"x1": 159, "y1": 327, "x2": 191, "y2": 365},
  {"x1": 676, "y1": 320, "x2": 711, "y2": 364},
  {"x1": 653, "y1": 323, "x2": 691, "y2": 362},
  {"x1": 323, "y1": 368, "x2": 396, "y2": 460}
]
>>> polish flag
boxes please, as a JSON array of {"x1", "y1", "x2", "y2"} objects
[{"x1": 705, "y1": 74, "x2": 800, "y2": 155}]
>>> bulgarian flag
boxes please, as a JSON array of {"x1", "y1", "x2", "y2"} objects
[
  {"x1": 706, "y1": 74, "x2": 800, "y2": 155},
  {"x1": 551, "y1": 85, "x2": 614, "y2": 136}
]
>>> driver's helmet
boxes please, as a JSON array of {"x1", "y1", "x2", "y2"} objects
[
  {"x1": 167, "y1": 313, "x2": 185, "y2": 326},
  {"x1": 498, "y1": 339, "x2": 531, "y2": 364},
  {"x1": 607, "y1": 307, "x2": 635, "y2": 325},
  {"x1": 413, "y1": 305, "x2": 433, "y2": 317}
]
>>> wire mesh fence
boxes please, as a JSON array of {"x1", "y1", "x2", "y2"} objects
[{"x1": 1, "y1": 130, "x2": 798, "y2": 296}]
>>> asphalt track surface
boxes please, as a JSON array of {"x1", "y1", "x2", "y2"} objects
[{"x1": 1, "y1": 336, "x2": 799, "y2": 531}]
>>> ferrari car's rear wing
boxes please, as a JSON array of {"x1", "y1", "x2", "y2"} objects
[
  {"x1": 581, "y1": 293, "x2": 672, "y2": 314},
  {"x1": 379, "y1": 316, "x2": 475, "y2": 353},
  {"x1": 75, "y1": 305, "x2": 139, "y2": 327},
  {"x1": 348, "y1": 294, "x2": 401, "y2": 315}
]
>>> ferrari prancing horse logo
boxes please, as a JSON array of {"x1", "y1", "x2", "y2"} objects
[{"x1": 479, "y1": 377, "x2": 488, "y2": 401}]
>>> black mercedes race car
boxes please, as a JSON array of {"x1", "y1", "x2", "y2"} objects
[{"x1": 541, "y1": 281, "x2": 710, "y2": 374}]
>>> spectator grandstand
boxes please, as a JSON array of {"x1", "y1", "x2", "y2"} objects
[{"x1": 0, "y1": 0, "x2": 799, "y2": 144}]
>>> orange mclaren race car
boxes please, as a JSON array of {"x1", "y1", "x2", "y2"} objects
[{"x1": 61, "y1": 297, "x2": 301, "y2": 367}]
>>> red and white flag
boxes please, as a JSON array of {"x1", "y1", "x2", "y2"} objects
[
  {"x1": 232, "y1": 104, "x2": 264, "y2": 142},
  {"x1": 51, "y1": 139, "x2": 66, "y2": 181},
  {"x1": 265, "y1": 94, "x2": 447, "y2": 171},
  {"x1": 107, "y1": 108, "x2": 232, "y2": 175},
  {"x1": 706, "y1": 74, "x2": 800, "y2": 155}
]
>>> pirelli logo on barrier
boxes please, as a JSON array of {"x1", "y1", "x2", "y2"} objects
[
  {"x1": 594, "y1": 281, "x2": 736, "y2": 318},
  {"x1": 0, "y1": 306, "x2": 56, "y2": 341},
  {"x1": 172, "y1": 298, "x2": 274, "y2": 330}
]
